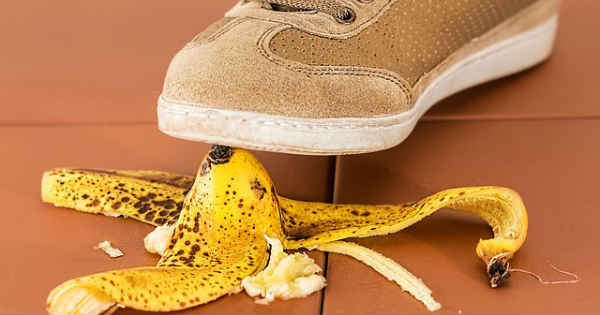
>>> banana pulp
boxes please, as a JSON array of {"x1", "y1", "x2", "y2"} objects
[
  {"x1": 144, "y1": 225, "x2": 175, "y2": 256},
  {"x1": 42, "y1": 145, "x2": 528, "y2": 314},
  {"x1": 95, "y1": 241, "x2": 124, "y2": 258},
  {"x1": 242, "y1": 236, "x2": 326, "y2": 304}
]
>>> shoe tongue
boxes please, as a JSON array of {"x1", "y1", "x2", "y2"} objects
[
  {"x1": 244, "y1": 0, "x2": 309, "y2": 13},
  {"x1": 270, "y1": 3, "x2": 311, "y2": 12}
]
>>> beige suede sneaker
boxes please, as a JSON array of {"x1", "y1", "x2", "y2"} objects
[{"x1": 158, "y1": 0, "x2": 561, "y2": 155}]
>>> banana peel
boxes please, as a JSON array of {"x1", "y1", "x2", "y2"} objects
[
  {"x1": 43, "y1": 145, "x2": 528, "y2": 314},
  {"x1": 47, "y1": 146, "x2": 278, "y2": 313}
]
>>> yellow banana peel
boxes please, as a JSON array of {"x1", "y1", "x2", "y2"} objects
[{"x1": 42, "y1": 145, "x2": 528, "y2": 314}]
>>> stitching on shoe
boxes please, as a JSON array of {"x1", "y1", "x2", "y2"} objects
[
  {"x1": 161, "y1": 15, "x2": 556, "y2": 131},
  {"x1": 186, "y1": 18, "x2": 249, "y2": 49},
  {"x1": 205, "y1": 18, "x2": 249, "y2": 43},
  {"x1": 256, "y1": 22, "x2": 414, "y2": 107}
]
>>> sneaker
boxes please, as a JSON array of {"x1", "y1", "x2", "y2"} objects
[{"x1": 158, "y1": 0, "x2": 560, "y2": 155}]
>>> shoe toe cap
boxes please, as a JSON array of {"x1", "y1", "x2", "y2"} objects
[{"x1": 162, "y1": 19, "x2": 411, "y2": 119}]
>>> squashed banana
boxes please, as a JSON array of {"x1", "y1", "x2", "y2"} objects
[
  {"x1": 43, "y1": 145, "x2": 528, "y2": 314},
  {"x1": 242, "y1": 235, "x2": 327, "y2": 304}
]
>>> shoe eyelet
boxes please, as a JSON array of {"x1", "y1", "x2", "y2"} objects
[
  {"x1": 336, "y1": 7, "x2": 356, "y2": 24},
  {"x1": 357, "y1": 0, "x2": 374, "y2": 3}
]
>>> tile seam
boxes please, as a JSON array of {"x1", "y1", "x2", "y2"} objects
[
  {"x1": 422, "y1": 114, "x2": 600, "y2": 122},
  {"x1": 0, "y1": 121, "x2": 156, "y2": 128},
  {"x1": 320, "y1": 156, "x2": 340, "y2": 315}
]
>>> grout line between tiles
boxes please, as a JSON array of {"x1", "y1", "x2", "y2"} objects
[
  {"x1": 422, "y1": 114, "x2": 600, "y2": 122},
  {"x1": 319, "y1": 156, "x2": 338, "y2": 315},
  {"x1": 0, "y1": 121, "x2": 156, "y2": 128},
  {"x1": 319, "y1": 251, "x2": 329, "y2": 315}
]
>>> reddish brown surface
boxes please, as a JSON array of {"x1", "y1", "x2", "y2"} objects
[
  {"x1": 0, "y1": 0, "x2": 238, "y2": 124},
  {"x1": 1, "y1": 0, "x2": 599, "y2": 314},
  {"x1": 0, "y1": 126, "x2": 331, "y2": 314},
  {"x1": 328, "y1": 120, "x2": 599, "y2": 314}
]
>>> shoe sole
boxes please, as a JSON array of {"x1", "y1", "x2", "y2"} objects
[{"x1": 158, "y1": 3, "x2": 559, "y2": 156}]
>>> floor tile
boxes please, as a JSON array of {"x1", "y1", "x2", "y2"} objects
[
  {"x1": 0, "y1": 125, "x2": 331, "y2": 314},
  {"x1": 325, "y1": 119, "x2": 599, "y2": 314},
  {"x1": 0, "y1": 0, "x2": 238, "y2": 124},
  {"x1": 424, "y1": 0, "x2": 600, "y2": 120}
]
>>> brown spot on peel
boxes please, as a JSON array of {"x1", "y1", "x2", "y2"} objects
[{"x1": 251, "y1": 178, "x2": 267, "y2": 200}]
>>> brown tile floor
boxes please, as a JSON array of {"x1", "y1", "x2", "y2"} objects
[
  {"x1": 0, "y1": 126, "x2": 331, "y2": 314},
  {"x1": 327, "y1": 120, "x2": 600, "y2": 314},
  {"x1": 0, "y1": 0, "x2": 239, "y2": 124},
  {"x1": 2, "y1": 0, "x2": 599, "y2": 314}
]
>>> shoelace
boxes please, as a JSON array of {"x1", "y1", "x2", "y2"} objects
[{"x1": 246, "y1": 0, "x2": 357, "y2": 22}]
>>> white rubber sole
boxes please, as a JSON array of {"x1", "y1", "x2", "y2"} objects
[{"x1": 158, "y1": 15, "x2": 558, "y2": 156}]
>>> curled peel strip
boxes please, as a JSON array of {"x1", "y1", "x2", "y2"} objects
[
  {"x1": 282, "y1": 186, "x2": 528, "y2": 288},
  {"x1": 316, "y1": 241, "x2": 441, "y2": 312}
]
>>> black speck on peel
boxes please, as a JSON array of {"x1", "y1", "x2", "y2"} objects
[
  {"x1": 208, "y1": 145, "x2": 233, "y2": 165},
  {"x1": 200, "y1": 160, "x2": 211, "y2": 176}
]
